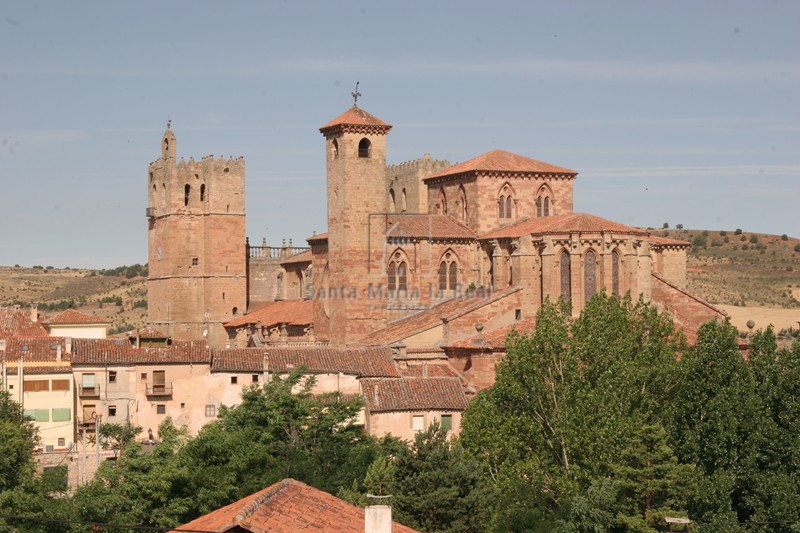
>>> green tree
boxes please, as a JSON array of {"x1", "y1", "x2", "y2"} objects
[{"x1": 0, "y1": 388, "x2": 38, "y2": 492}]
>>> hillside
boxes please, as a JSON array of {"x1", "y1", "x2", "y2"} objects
[
  {"x1": 0, "y1": 229, "x2": 798, "y2": 336},
  {"x1": 0, "y1": 265, "x2": 148, "y2": 336}
]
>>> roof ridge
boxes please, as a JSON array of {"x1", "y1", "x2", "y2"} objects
[{"x1": 234, "y1": 479, "x2": 294, "y2": 521}]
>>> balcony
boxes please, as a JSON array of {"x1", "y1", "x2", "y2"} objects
[
  {"x1": 79, "y1": 385, "x2": 100, "y2": 398},
  {"x1": 146, "y1": 384, "x2": 173, "y2": 397}
]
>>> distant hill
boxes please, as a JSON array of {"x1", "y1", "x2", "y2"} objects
[
  {"x1": 1, "y1": 230, "x2": 798, "y2": 336},
  {"x1": 0, "y1": 265, "x2": 147, "y2": 336}
]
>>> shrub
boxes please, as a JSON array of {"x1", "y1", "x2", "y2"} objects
[
  {"x1": 719, "y1": 230, "x2": 727, "y2": 236},
  {"x1": 740, "y1": 235, "x2": 747, "y2": 242},
  {"x1": 724, "y1": 236, "x2": 730, "y2": 243},
  {"x1": 794, "y1": 244, "x2": 800, "y2": 253},
  {"x1": 663, "y1": 223, "x2": 669, "y2": 229},
  {"x1": 735, "y1": 228, "x2": 743, "y2": 235},
  {"x1": 781, "y1": 234, "x2": 789, "y2": 241},
  {"x1": 750, "y1": 234, "x2": 759, "y2": 244},
  {"x1": 742, "y1": 244, "x2": 750, "y2": 251},
  {"x1": 676, "y1": 224, "x2": 684, "y2": 230}
]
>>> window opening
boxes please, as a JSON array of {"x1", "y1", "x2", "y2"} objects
[
  {"x1": 200, "y1": 183, "x2": 206, "y2": 202},
  {"x1": 358, "y1": 138, "x2": 371, "y2": 158},
  {"x1": 441, "y1": 414, "x2": 453, "y2": 432},
  {"x1": 560, "y1": 250, "x2": 572, "y2": 301},
  {"x1": 612, "y1": 250, "x2": 620, "y2": 296},
  {"x1": 585, "y1": 250, "x2": 597, "y2": 300},
  {"x1": 184, "y1": 184, "x2": 190, "y2": 206}
]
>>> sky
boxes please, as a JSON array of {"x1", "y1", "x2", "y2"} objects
[{"x1": 1, "y1": 1, "x2": 798, "y2": 269}]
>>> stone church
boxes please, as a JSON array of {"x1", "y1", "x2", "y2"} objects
[{"x1": 146, "y1": 104, "x2": 723, "y2": 359}]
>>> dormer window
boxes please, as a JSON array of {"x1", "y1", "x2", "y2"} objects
[{"x1": 358, "y1": 138, "x2": 371, "y2": 158}]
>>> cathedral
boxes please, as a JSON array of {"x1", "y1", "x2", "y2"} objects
[{"x1": 146, "y1": 103, "x2": 724, "y2": 359}]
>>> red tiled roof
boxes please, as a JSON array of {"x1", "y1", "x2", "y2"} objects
[
  {"x1": 224, "y1": 300, "x2": 313, "y2": 328},
  {"x1": 5, "y1": 362, "x2": 72, "y2": 375},
  {"x1": 43, "y1": 309, "x2": 108, "y2": 325},
  {"x1": 170, "y1": 478, "x2": 420, "y2": 533},
  {"x1": 307, "y1": 232, "x2": 328, "y2": 243},
  {"x1": 386, "y1": 214, "x2": 477, "y2": 240},
  {"x1": 357, "y1": 286, "x2": 522, "y2": 346},
  {"x1": 361, "y1": 377, "x2": 470, "y2": 413},
  {"x1": 426, "y1": 149, "x2": 577, "y2": 181},
  {"x1": 397, "y1": 362, "x2": 463, "y2": 379},
  {"x1": 71, "y1": 339, "x2": 210, "y2": 365},
  {"x1": 650, "y1": 235, "x2": 691, "y2": 248},
  {"x1": 280, "y1": 249, "x2": 313, "y2": 265},
  {"x1": 445, "y1": 317, "x2": 537, "y2": 350},
  {"x1": 212, "y1": 346, "x2": 398, "y2": 377},
  {"x1": 480, "y1": 213, "x2": 649, "y2": 240},
  {"x1": 1, "y1": 337, "x2": 68, "y2": 362},
  {"x1": 0, "y1": 307, "x2": 48, "y2": 339},
  {"x1": 319, "y1": 105, "x2": 393, "y2": 137}
]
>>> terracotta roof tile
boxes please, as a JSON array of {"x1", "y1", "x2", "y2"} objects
[
  {"x1": 319, "y1": 105, "x2": 393, "y2": 137},
  {"x1": 386, "y1": 214, "x2": 477, "y2": 240},
  {"x1": 307, "y1": 232, "x2": 328, "y2": 243},
  {"x1": 361, "y1": 377, "x2": 470, "y2": 413},
  {"x1": 0, "y1": 307, "x2": 48, "y2": 339},
  {"x1": 280, "y1": 249, "x2": 313, "y2": 265},
  {"x1": 71, "y1": 339, "x2": 210, "y2": 365},
  {"x1": 212, "y1": 346, "x2": 398, "y2": 377},
  {"x1": 5, "y1": 362, "x2": 72, "y2": 375},
  {"x1": 426, "y1": 149, "x2": 577, "y2": 181},
  {"x1": 445, "y1": 317, "x2": 537, "y2": 350},
  {"x1": 357, "y1": 286, "x2": 522, "y2": 346},
  {"x1": 480, "y1": 213, "x2": 649, "y2": 240},
  {"x1": 43, "y1": 309, "x2": 108, "y2": 325},
  {"x1": 170, "y1": 478, "x2": 420, "y2": 533},
  {"x1": 224, "y1": 300, "x2": 313, "y2": 328},
  {"x1": 1, "y1": 337, "x2": 68, "y2": 362},
  {"x1": 397, "y1": 363, "x2": 463, "y2": 379}
]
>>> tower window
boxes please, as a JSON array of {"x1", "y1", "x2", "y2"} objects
[
  {"x1": 332, "y1": 139, "x2": 339, "y2": 158},
  {"x1": 389, "y1": 188, "x2": 396, "y2": 212},
  {"x1": 438, "y1": 252, "x2": 458, "y2": 291},
  {"x1": 612, "y1": 250, "x2": 620, "y2": 296},
  {"x1": 585, "y1": 249, "x2": 597, "y2": 300},
  {"x1": 232, "y1": 307, "x2": 238, "y2": 316},
  {"x1": 387, "y1": 253, "x2": 408, "y2": 293},
  {"x1": 192, "y1": 258, "x2": 198, "y2": 266},
  {"x1": 200, "y1": 184, "x2": 206, "y2": 202},
  {"x1": 358, "y1": 138, "x2": 371, "y2": 158},
  {"x1": 184, "y1": 184, "x2": 190, "y2": 206},
  {"x1": 560, "y1": 250, "x2": 572, "y2": 301}
]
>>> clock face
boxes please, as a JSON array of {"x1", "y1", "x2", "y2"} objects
[{"x1": 157, "y1": 246, "x2": 162, "y2": 260}]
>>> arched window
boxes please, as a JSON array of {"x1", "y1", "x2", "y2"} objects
[
  {"x1": 560, "y1": 249, "x2": 571, "y2": 301},
  {"x1": 401, "y1": 188, "x2": 407, "y2": 212},
  {"x1": 438, "y1": 251, "x2": 459, "y2": 291},
  {"x1": 358, "y1": 138, "x2": 371, "y2": 158},
  {"x1": 458, "y1": 185, "x2": 467, "y2": 221},
  {"x1": 498, "y1": 183, "x2": 514, "y2": 219},
  {"x1": 438, "y1": 188, "x2": 447, "y2": 215},
  {"x1": 152, "y1": 184, "x2": 157, "y2": 195},
  {"x1": 544, "y1": 197, "x2": 550, "y2": 216},
  {"x1": 184, "y1": 184, "x2": 190, "y2": 207},
  {"x1": 389, "y1": 188, "x2": 396, "y2": 212},
  {"x1": 585, "y1": 250, "x2": 597, "y2": 300},
  {"x1": 537, "y1": 186, "x2": 553, "y2": 217},
  {"x1": 332, "y1": 139, "x2": 339, "y2": 158},
  {"x1": 612, "y1": 250, "x2": 620, "y2": 296},
  {"x1": 387, "y1": 252, "x2": 408, "y2": 293},
  {"x1": 536, "y1": 197, "x2": 542, "y2": 217},
  {"x1": 200, "y1": 184, "x2": 206, "y2": 202}
]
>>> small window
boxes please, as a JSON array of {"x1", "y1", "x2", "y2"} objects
[
  {"x1": 156, "y1": 404, "x2": 166, "y2": 415},
  {"x1": 441, "y1": 414, "x2": 453, "y2": 432},
  {"x1": 192, "y1": 258, "x2": 199, "y2": 266},
  {"x1": 181, "y1": 403, "x2": 185, "y2": 408},
  {"x1": 58, "y1": 438, "x2": 66, "y2": 447},
  {"x1": 515, "y1": 309, "x2": 522, "y2": 321},
  {"x1": 358, "y1": 138, "x2": 371, "y2": 158},
  {"x1": 412, "y1": 414, "x2": 424, "y2": 432},
  {"x1": 232, "y1": 307, "x2": 238, "y2": 316},
  {"x1": 52, "y1": 379, "x2": 70, "y2": 391},
  {"x1": 23, "y1": 379, "x2": 50, "y2": 392},
  {"x1": 331, "y1": 139, "x2": 339, "y2": 158},
  {"x1": 141, "y1": 373, "x2": 147, "y2": 380},
  {"x1": 108, "y1": 371, "x2": 117, "y2": 383},
  {"x1": 252, "y1": 374, "x2": 259, "y2": 383},
  {"x1": 25, "y1": 409, "x2": 50, "y2": 422},
  {"x1": 52, "y1": 408, "x2": 70, "y2": 422},
  {"x1": 230, "y1": 376, "x2": 238, "y2": 385},
  {"x1": 184, "y1": 184, "x2": 191, "y2": 206},
  {"x1": 205, "y1": 405, "x2": 216, "y2": 418},
  {"x1": 200, "y1": 183, "x2": 206, "y2": 202},
  {"x1": 108, "y1": 405, "x2": 117, "y2": 417}
]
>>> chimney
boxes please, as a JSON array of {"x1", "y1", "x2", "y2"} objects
[
  {"x1": 65, "y1": 337, "x2": 72, "y2": 355},
  {"x1": 262, "y1": 351, "x2": 270, "y2": 381},
  {"x1": 30, "y1": 305, "x2": 38, "y2": 322},
  {"x1": 365, "y1": 504, "x2": 392, "y2": 533},
  {"x1": 56, "y1": 344, "x2": 62, "y2": 362}
]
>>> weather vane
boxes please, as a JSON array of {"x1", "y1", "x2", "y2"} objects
[
  {"x1": 351, "y1": 81, "x2": 361, "y2": 105},
  {"x1": 167, "y1": 118, "x2": 172, "y2": 129}
]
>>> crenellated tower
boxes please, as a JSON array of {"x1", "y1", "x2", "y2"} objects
[
  {"x1": 318, "y1": 106, "x2": 392, "y2": 345},
  {"x1": 146, "y1": 123, "x2": 247, "y2": 347}
]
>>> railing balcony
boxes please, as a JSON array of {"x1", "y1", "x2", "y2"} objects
[
  {"x1": 77, "y1": 418, "x2": 97, "y2": 429},
  {"x1": 146, "y1": 384, "x2": 173, "y2": 397},
  {"x1": 79, "y1": 385, "x2": 100, "y2": 397}
]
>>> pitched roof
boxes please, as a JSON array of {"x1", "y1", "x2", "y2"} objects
[
  {"x1": 361, "y1": 377, "x2": 470, "y2": 413},
  {"x1": 224, "y1": 300, "x2": 314, "y2": 328},
  {"x1": 397, "y1": 362, "x2": 464, "y2": 380},
  {"x1": 445, "y1": 317, "x2": 537, "y2": 351},
  {"x1": 0, "y1": 307, "x2": 48, "y2": 339},
  {"x1": 480, "y1": 213, "x2": 649, "y2": 240},
  {"x1": 43, "y1": 309, "x2": 109, "y2": 325},
  {"x1": 426, "y1": 149, "x2": 577, "y2": 181},
  {"x1": 319, "y1": 105, "x2": 393, "y2": 137},
  {"x1": 170, "y1": 478, "x2": 420, "y2": 533},
  {"x1": 386, "y1": 214, "x2": 477, "y2": 241},
  {"x1": 280, "y1": 249, "x2": 313, "y2": 265},
  {"x1": 307, "y1": 231, "x2": 328, "y2": 243},
  {"x1": 1, "y1": 337, "x2": 68, "y2": 362},
  {"x1": 71, "y1": 339, "x2": 211, "y2": 365},
  {"x1": 131, "y1": 326, "x2": 169, "y2": 339},
  {"x1": 212, "y1": 346, "x2": 398, "y2": 377},
  {"x1": 357, "y1": 285, "x2": 522, "y2": 346}
]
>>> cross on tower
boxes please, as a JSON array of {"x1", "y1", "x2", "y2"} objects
[
  {"x1": 167, "y1": 118, "x2": 172, "y2": 129},
  {"x1": 351, "y1": 81, "x2": 361, "y2": 106}
]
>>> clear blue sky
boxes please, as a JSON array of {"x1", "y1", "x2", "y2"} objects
[{"x1": 1, "y1": 1, "x2": 798, "y2": 268}]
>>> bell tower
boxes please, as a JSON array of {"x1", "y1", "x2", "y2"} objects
[
  {"x1": 318, "y1": 105, "x2": 392, "y2": 345},
  {"x1": 146, "y1": 123, "x2": 247, "y2": 347}
]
